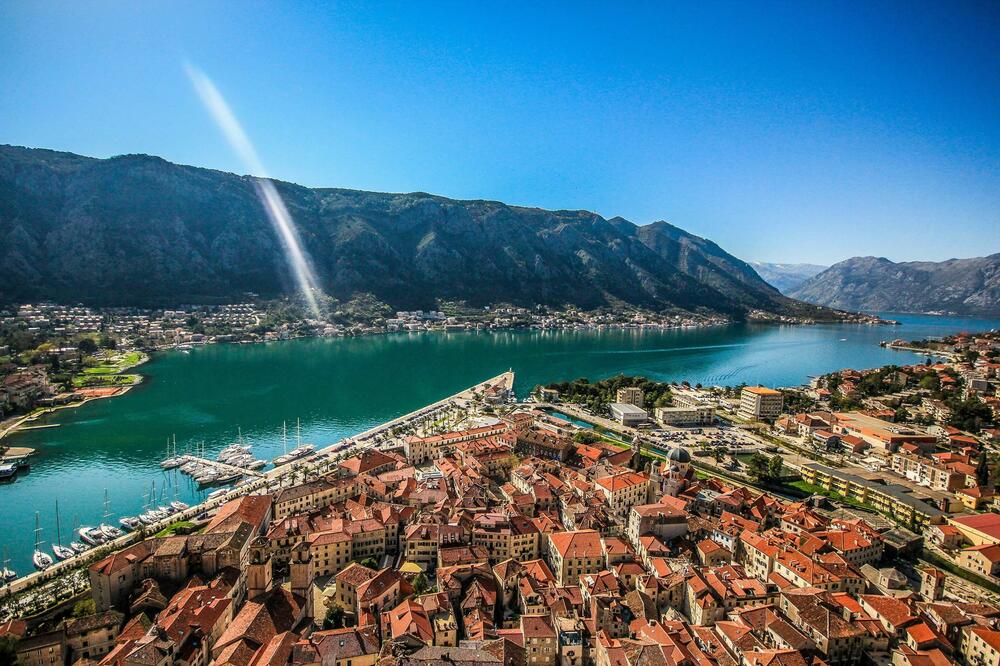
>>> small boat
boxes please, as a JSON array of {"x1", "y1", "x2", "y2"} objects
[
  {"x1": 78, "y1": 527, "x2": 105, "y2": 546},
  {"x1": 70, "y1": 541, "x2": 89, "y2": 554},
  {"x1": 158, "y1": 505, "x2": 175, "y2": 516},
  {"x1": 170, "y1": 501, "x2": 189, "y2": 512},
  {"x1": 119, "y1": 516, "x2": 141, "y2": 530},
  {"x1": 0, "y1": 462, "x2": 18, "y2": 481},
  {"x1": 139, "y1": 512, "x2": 159, "y2": 525},
  {"x1": 207, "y1": 488, "x2": 228, "y2": 501},
  {"x1": 100, "y1": 524, "x2": 123, "y2": 539},
  {"x1": 246, "y1": 460, "x2": 267, "y2": 470},
  {"x1": 3, "y1": 547, "x2": 17, "y2": 582}
]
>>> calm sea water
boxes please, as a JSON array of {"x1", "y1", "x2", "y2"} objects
[{"x1": 1, "y1": 312, "x2": 997, "y2": 574}]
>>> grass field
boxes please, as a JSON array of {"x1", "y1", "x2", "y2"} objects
[
  {"x1": 155, "y1": 521, "x2": 197, "y2": 537},
  {"x1": 73, "y1": 351, "x2": 146, "y2": 387}
]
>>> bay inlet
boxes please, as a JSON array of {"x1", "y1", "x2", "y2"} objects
[{"x1": 1, "y1": 312, "x2": 997, "y2": 574}]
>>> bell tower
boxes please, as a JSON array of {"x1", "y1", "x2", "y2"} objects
[
  {"x1": 290, "y1": 541, "x2": 315, "y2": 619},
  {"x1": 246, "y1": 536, "x2": 273, "y2": 601}
]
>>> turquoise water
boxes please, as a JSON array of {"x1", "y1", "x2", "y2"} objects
[{"x1": 1, "y1": 312, "x2": 996, "y2": 575}]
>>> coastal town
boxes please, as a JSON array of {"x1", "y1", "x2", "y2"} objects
[
  {"x1": 0, "y1": 328, "x2": 997, "y2": 666},
  {"x1": 0, "y1": 300, "x2": 888, "y2": 445}
]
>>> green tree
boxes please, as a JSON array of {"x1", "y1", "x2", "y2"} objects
[
  {"x1": 977, "y1": 451, "x2": 992, "y2": 488},
  {"x1": 767, "y1": 455, "x2": 784, "y2": 481},
  {"x1": 746, "y1": 454, "x2": 772, "y2": 484},
  {"x1": 72, "y1": 598, "x2": 96, "y2": 617},
  {"x1": 324, "y1": 606, "x2": 345, "y2": 629},
  {"x1": 573, "y1": 431, "x2": 601, "y2": 445},
  {"x1": 77, "y1": 337, "x2": 98, "y2": 355},
  {"x1": 413, "y1": 572, "x2": 429, "y2": 595}
]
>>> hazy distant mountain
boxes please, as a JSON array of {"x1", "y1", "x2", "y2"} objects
[
  {"x1": 749, "y1": 262, "x2": 828, "y2": 294},
  {"x1": 0, "y1": 145, "x2": 841, "y2": 320},
  {"x1": 789, "y1": 255, "x2": 1000, "y2": 315}
]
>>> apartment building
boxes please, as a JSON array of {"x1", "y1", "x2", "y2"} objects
[
  {"x1": 891, "y1": 451, "x2": 967, "y2": 492},
  {"x1": 595, "y1": 471, "x2": 650, "y2": 516},
  {"x1": 547, "y1": 530, "x2": 604, "y2": 586},
  {"x1": 615, "y1": 387, "x2": 645, "y2": 408},
  {"x1": 655, "y1": 405, "x2": 715, "y2": 427},
  {"x1": 738, "y1": 386, "x2": 784, "y2": 421}
]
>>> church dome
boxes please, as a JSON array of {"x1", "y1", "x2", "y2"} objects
[{"x1": 665, "y1": 447, "x2": 691, "y2": 464}]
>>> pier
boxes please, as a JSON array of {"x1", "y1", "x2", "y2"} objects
[{"x1": 175, "y1": 454, "x2": 266, "y2": 479}]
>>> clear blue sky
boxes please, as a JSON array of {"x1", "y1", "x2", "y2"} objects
[{"x1": 1, "y1": 1, "x2": 997, "y2": 265}]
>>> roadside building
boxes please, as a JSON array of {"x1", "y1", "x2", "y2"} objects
[
  {"x1": 738, "y1": 386, "x2": 784, "y2": 421},
  {"x1": 609, "y1": 403, "x2": 648, "y2": 427}
]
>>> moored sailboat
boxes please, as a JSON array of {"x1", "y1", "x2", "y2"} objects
[{"x1": 33, "y1": 512, "x2": 54, "y2": 571}]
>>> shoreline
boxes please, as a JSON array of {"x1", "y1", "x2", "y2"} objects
[
  {"x1": 0, "y1": 351, "x2": 149, "y2": 442},
  {"x1": 0, "y1": 313, "x2": 960, "y2": 442}
]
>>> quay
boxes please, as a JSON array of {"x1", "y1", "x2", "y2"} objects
[
  {"x1": 0, "y1": 370, "x2": 514, "y2": 598},
  {"x1": 175, "y1": 454, "x2": 266, "y2": 479}
]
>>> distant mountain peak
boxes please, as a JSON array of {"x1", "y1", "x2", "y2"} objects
[{"x1": 789, "y1": 254, "x2": 1000, "y2": 315}]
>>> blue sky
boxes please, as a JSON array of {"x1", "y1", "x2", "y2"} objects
[{"x1": 1, "y1": 1, "x2": 997, "y2": 265}]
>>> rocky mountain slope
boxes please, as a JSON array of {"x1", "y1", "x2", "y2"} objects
[
  {"x1": 789, "y1": 255, "x2": 1000, "y2": 315},
  {"x1": 749, "y1": 262, "x2": 828, "y2": 294},
  {"x1": 0, "y1": 145, "x2": 839, "y2": 319}
]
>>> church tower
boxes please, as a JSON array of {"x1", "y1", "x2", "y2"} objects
[
  {"x1": 290, "y1": 541, "x2": 315, "y2": 619},
  {"x1": 246, "y1": 536, "x2": 273, "y2": 601}
]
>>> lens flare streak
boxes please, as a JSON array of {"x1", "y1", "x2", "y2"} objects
[{"x1": 185, "y1": 63, "x2": 321, "y2": 318}]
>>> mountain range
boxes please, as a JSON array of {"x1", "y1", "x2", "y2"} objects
[
  {"x1": 789, "y1": 255, "x2": 1000, "y2": 316},
  {"x1": 749, "y1": 262, "x2": 828, "y2": 294},
  {"x1": 0, "y1": 145, "x2": 845, "y2": 320}
]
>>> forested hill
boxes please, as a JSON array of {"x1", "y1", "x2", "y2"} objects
[{"x1": 0, "y1": 144, "x2": 840, "y2": 319}]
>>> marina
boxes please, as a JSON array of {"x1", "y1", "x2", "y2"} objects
[{"x1": 0, "y1": 370, "x2": 512, "y2": 600}]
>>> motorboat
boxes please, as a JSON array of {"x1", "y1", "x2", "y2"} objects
[
  {"x1": 213, "y1": 471, "x2": 242, "y2": 484},
  {"x1": 78, "y1": 527, "x2": 105, "y2": 546},
  {"x1": 170, "y1": 501, "x2": 189, "y2": 512},
  {"x1": 160, "y1": 457, "x2": 183, "y2": 469},
  {"x1": 70, "y1": 541, "x2": 89, "y2": 554},
  {"x1": 100, "y1": 524, "x2": 123, "y2": 539},
  {"x1": 119, "y1": 516, "x2": 141, "y2": 530},
  {"x1": 139, "y1": 512, "x2": 159, "y2": 526},
  {"x1": 246, "y1": 459, "x2": 267, "y2": 470}
]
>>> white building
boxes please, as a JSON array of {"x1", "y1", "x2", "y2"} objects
[{"x1": 609, "y1": 403, "x2": 648, "y2": 427}]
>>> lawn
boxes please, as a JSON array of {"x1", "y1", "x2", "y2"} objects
[
  {"x1": 73, "y1": 351, "x2": 146, "y2": 387},
  {"x1": 786, "y1": 480, "x2": 871, "y2": 510},
  {"x1": 155, "y1": 521, "x2": 197, "y2": 537}
]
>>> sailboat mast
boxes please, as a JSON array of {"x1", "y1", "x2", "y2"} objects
[
  {"x1": 103, "y1": 489, "x2": 111, "y2": 521},
  {"x1": 34, "y1": 512, "x2": 44, "y2": 549},
  {"x1": 283, "y1": 421, "x2": 288, "y2": 455},
  {"x1": 55, "y1": 500, "x2": 62, "y2": 546},
  {"x1": 296, "y1": 418, "x2": 301, "y2": 447}
]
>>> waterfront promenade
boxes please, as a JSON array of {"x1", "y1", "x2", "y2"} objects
[{"x1": 0, "y1": 370, "x2": 514, "y2": 598}]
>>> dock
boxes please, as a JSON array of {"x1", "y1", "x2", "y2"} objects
[{"x1": 176, "y1": 454, "x2": 266, "y2": 479}]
